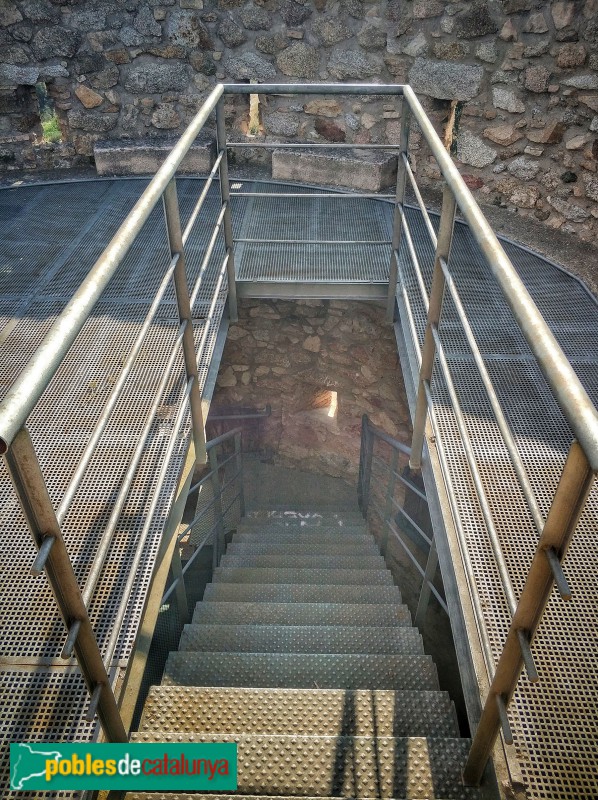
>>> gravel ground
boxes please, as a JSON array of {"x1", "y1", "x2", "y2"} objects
[{"x1": 2, "y1": 164, "x2": 597, "y2": 301}]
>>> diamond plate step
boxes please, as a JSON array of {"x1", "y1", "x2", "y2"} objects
[
  {"x1": 228, "y1": 539, "x2": 379, "y2": 554},
  {"x1": 212, "y1": 568, "x2": 394, "y2": 585},
  {"x1": 139, "y1": 687, "x2": 460, "y2": 737},
  {"x1": 219, "y1": 554, "x2": 385, "y2": 569},
  {"x1": 130, "y1": 733, "x2": 475, "y2": 799},
  {"x1": 162, "y1": 652, "x2": 438, "y2": 690},
  {"x1": 178, "y1": 624, "x2": 424, "y2": 655},
  {"x1": 192, "y1": 601, "x2": 412, "y2": 627},
  {"x1": 130, "y1": 795, "x2": 462, "y2": 800},
  {"x1": 203, "y1": 583, "x2": 403, "y2": 604}
]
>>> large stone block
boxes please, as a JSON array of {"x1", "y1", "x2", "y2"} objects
[
  {"x1": 94, "y1": 138, "x2": 216, "y2": 176},
  {"x1": 272, "y1": 149, "x2": 397, "y2": 192},
  {"x1": 408, "y1": 58, "x2": 483, "y2": 101}
]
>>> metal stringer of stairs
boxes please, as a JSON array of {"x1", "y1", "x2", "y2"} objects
[{"x1": 129, "y1": 510, "x2": 490, "y2": 800}]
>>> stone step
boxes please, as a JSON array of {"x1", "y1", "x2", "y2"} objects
[
  {"x1": 212, "y1": 568, "x2": 394, "y2": 585},
  {"x1": 162, "y1": 652, "x2": 438, "y2": 690},
  {"x1": 139, "y1": 687, "x2": 460, "y2": 738},
  {"x1": 130, "y1": 733, "x2": 476, "y2": 799},
  {"x1": 272, "y1": 147, "x2": 398, "y2": 193},
  {"x1": 219, "y1": 554, "x2": 385, "y2": 569},
  {"x1": 203, "y1": 583, "x2": 403, "y2": 604},
  {"x1": 192, "y1": 601, "x2": 412, "y2": 627},
  {"x1": 177, "y1": 624, "x2": 424, "y2": 655},
  {"x1": 231, "y1": 533, "x2": 375, "y2": 548}
]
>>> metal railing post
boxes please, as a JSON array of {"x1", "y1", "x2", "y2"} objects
[
  {"x1": 163, "y1": 178, "x2": 208, "y2": 466},
  {"x1": 170, "y1": 546, "x2": 189, "y2": 624},
  {"x1": 386, "y1": 101, "x2": 410, "y2": 324},
  {"x1": 216, "y1": 98, "x2": 237, "y2": 323},
  {"x1": 4, "y1": 428, "x2": 127, "y2": 742},
  {"x1": 409, "y1": 186, "x2": 457, "y2": 470},
  {"x1": 415, "y1": 537, "x2": 439, "y2": 628},
  {"x1": 235, "y1": 430, "x2": 246, "y2": 518},
  {"x1": 209, "y1": 446, "x2": 226, "y2": 569},
  {"x1": 382, "y1": 449, "x2": 399, "y2": 555},
  {"x1": 358, "y1": 415, "x2": 374, "y2": 517},
  {"x1": 463, "y1": 440, "x2": 595, "y2": 785}
]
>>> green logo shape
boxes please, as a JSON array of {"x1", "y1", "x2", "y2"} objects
[{"x1": 10, "y1": 742, "x2": 237, "y2": 791}]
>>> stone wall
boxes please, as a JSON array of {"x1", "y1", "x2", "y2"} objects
[
  {"x1": 1, "y1": 1, "x2": 597, "y2": 238},
  {"x1": 211, "y1": 299, "x2": 411, "y2": 480}
]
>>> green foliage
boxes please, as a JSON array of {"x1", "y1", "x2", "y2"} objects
[{"x1": 41, "y1": 110, "x2": 61, "y2": 143}]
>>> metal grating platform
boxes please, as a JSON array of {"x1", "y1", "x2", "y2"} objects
[
  {"x1": 2, "y1": 177, "x2": 597, "y2": 800},
  {"x1": 395, "y1": 206, "x2": 598, "y2": 800},
  {"x1": 0, "y1": 178, "x2": 236, "y2": 798}
]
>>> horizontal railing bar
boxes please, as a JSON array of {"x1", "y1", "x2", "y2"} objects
[
  {"x1": 220, "y1": 489, "x2": 242, "y2": 521},
  {"x1": 79, "y1": 323, "x2": 187, "y2": 610},
  {"x1": 195, "y1": 251, "x2": 230, "y2": 368},
  {"x1": 233, "y1": 238, "x2": 392, "y2": 245},
  {"x1": 181, "y1": 150, "x2": 224, "y2": 246},
  {"x1": 189, "y1": 203, "x2": 227, "y2": 310},
  {"x1": 162, "y1": 529, "x2": 214, "y2": 604},
  {"x1": 371, "y1": 455, "x2": 427, "y2": 502},
  {"x1": 176, "y1": 492, "x2": 220, "y2": 542},
  {"x1": 428, "y1": 581, "x2": 448, "y2": 614},
  {"x1": 395, "y1": 212, "x2": 430, "y2": 311},
  {"x1": 230, "y1": 192, "x2": 396, "y2": 199},
  {"x1": 188, "y1": 451, "x2": 238, "y2": 496},
  {"x1": 438, "y1": 256, "x2": 546, "y2": 539},
  {"x1": 31, "y1": 534, "x2": 55, "y2": 577},
  {"x1": 431, "y1": 325, "x2": 519, "y2": 617},
  {"x1": 404, "y1": 85, "x2": 598, "y2": 471},
  {"x1": 104, "y1": 377, "x2": 194, "y2": 667},
  {"x1": 227, "y1": 142, "x2": 398, "y2": 149},
  {"x1": 364, "y1": 417, "x2": 411, "y2": 456},
  {"x1": 205, "y1": 426, "x2": 243, "y2": 453},
  {"x1": 224, "y1": 83, "x2": 405, "y2": 96},
  {"x1": 0, "y1": 84, "x2": 223, "y2": 454},
  {"x1": 208, "y1": 405, "x2": 270, "y2": 420},
  {"x1": 402, "y1": 153, "x2": 438, "y2": 249},
  {"x1": 392, "y1": 499, "x2": 432, "y2": 547},
  {"x1": 56, "y1": 253, "x2": 181, "y2": 524}
]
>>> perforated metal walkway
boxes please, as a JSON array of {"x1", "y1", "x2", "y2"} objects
[{"x1": 1, "y1": 178, "x2": 597, "y2": 800}]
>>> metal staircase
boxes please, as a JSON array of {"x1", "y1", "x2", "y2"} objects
[{"x1": 128, "y1": 510, "x2": 489, "y2": 800}]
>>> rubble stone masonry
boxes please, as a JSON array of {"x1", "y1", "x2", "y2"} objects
[{"x1": 1, "y1": 0, "x2": 598, "y2": 239}]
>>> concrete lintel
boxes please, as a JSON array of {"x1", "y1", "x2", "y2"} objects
[
  {"x1": 94, "y1": 138, "x2": 216, "y2": 177},
  {"x1": 272, "y1": 148, "x2": 398, "y2": 193}
]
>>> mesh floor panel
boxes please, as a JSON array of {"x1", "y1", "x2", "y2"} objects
[
  {"x1": 396, "y1": 206, "x2": 598, "y2": 800},
  {"x1": 1, "y1": 178, "x2": 596, "y2": 800},
  {"x1": 0, "y1": 178, "x2": 231, "y2": 799}
]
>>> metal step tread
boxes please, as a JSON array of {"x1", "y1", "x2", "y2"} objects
[
  {"x1": 231, "y1": 532, "x2": 375, "y2": 546},
  {"x1": 129, "y1": 733, "x2": 477, "y2": 799},
  {"x1": 219, "y1": 554, "x2": 385, "y2": 569},
  {"x1": 212, "y1": 568, "x2": 394, "y2": 585},
  {"x1": 162, "y1": 652, "x2": 439, "y2": 690},
  {"x1": 237, "y1": 522, "x2": 368, "y2": 533},
  {"x1": 129, "y1": 795, "x2": 468, "y2": 800},
  {"x1": 192, "y1": 602, "x2": 412, "y2": 627},
  {"x1": 203, "y1": 583, "x2": 402, "y2": 604},
  {"x1": 178, "y1": 624, "x2": 424, "y2": 655},
  {"x1": 139, "y1": 686, "x2": 459, "y2": 737},
  {"x1": 228, "y1": 539, "x2": 378, "y2": 553},
  {"x1": 245, "y1": 511, "x2": 365, "y2": 523}
]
